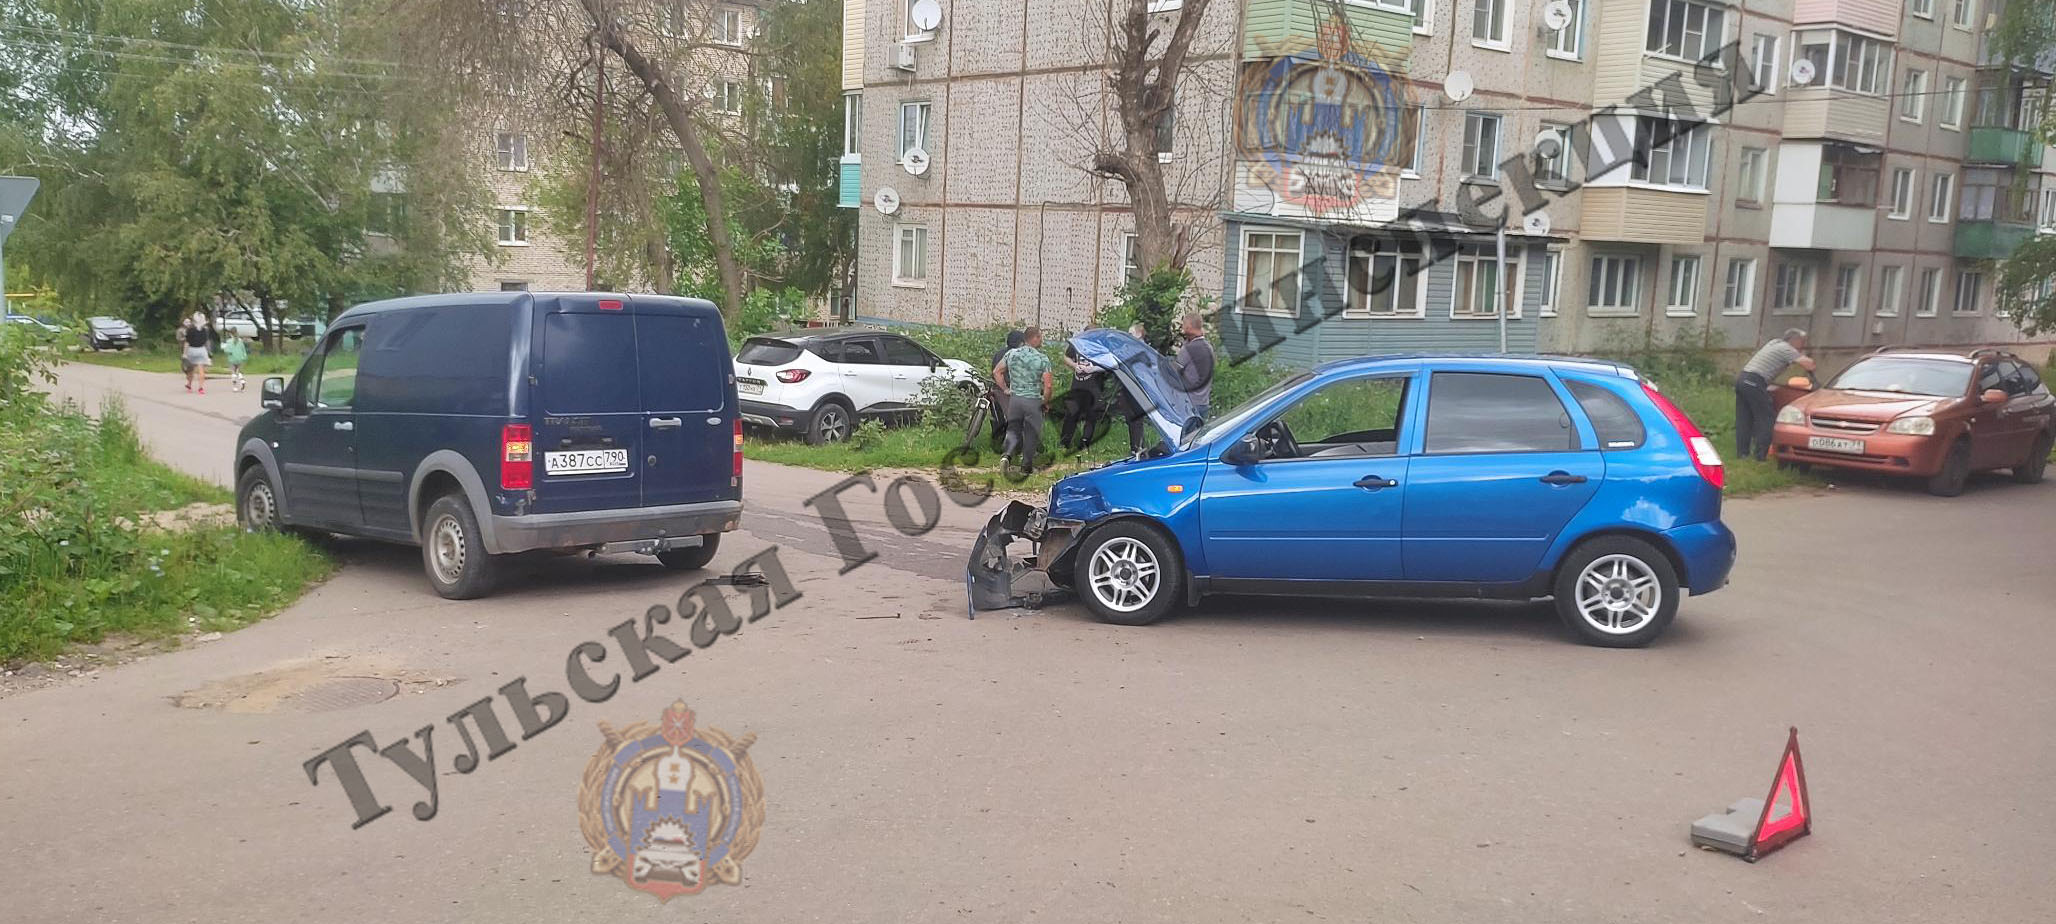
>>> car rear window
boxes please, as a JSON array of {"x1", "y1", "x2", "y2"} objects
[
  {"x1": 1565, "y1": 380, "x2": 1645, "y2": 450},
  {"x1": 1424, "y1": 372, "x2": 1575, "y2": 454},
  {"x1": 542, "y1": 313, "x2": 640, "y2": 414},
  {"x1": 737, "y1": 338, "x2": 801, "y2": 365}
]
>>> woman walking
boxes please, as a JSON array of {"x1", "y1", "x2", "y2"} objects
[{"x1": 182, "y1": 312, "x2": 214, "y2": 394}]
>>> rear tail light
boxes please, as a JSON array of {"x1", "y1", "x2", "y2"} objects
[
  {"x1": 1641, "y1": 382, "x2": 1724, "y2": 490},
  {"x1": 775, "y1": 368, "x2": 811, "y2": 383},
  {"x1": 502, "y1": 423, "x2": 533, "y2": 490},
  {"x1": 732, "y1": 418, "x2": 744, "y2": 484}
]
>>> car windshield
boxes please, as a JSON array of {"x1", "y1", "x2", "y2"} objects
[
  {"x1": 736, "y1": 338, "x2": 801, "y2": 365},
  {"x1": 1183, "y1": 371, "x2": 1315, "y2": 447},
  {"x1": 1829, "y1": 357, "x2": 1970, "y2": 397}
]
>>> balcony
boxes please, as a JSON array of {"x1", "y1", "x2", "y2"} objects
[
  {"x1": 1770, "y1": 203, "x2": 1876, "y2": 251},
  {"x1": 836, "y1": 154, "x2": 860, "y2": 209},
  {"x1": 1769, "y1": 142, "x2": 1878, "y2": 250},
  {"x1": 1954, "y1": 220, "x2": 2035, "y2": 259},
  {"x1": 1782, "y1": 89, "x2": 1890, "y2": 146},
  {"x1": 1965, "y1": 127, "x2": 2045, "y2": 168},
  {"x1": 1581, "y1": 186, "x2": 1708, "y2": 245}
]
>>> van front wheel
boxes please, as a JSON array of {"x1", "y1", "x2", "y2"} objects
[{"x1": 422, "y1": 494, "x2": 500, "y2": 599}]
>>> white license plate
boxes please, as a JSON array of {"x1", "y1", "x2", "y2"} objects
[
  {"x1": 544, "y1": 448, "x2": 629, "y2": 475},
  {"x1": 1807, "y1": 436, "x2": 1866, "y2": 455},
  {"x1": 738, "y1": 379, "x2": 765, "y2": 395}
]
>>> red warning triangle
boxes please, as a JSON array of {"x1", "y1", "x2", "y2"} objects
[{"x1": 1747, "y1": 727, "x2": 1812, "y2": 859}]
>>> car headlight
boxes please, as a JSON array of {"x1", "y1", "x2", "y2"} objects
[
  {"x1": 1775, "y1": 405, "x2": 1804, "y2": 425},
  {"x1": 1886, "y1": 416, "x2": 1935, "y2": 435}
]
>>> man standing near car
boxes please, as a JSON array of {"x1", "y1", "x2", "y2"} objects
[
  {"x1": 1167, "y1": 312, "x2": 1216, "y2": 420},
  {"x1": 1735, "y1": 328, "x2": 1815, "y2": 461},
  {"x1": 993, "y1": 326, "x2": 1054, "y2": 474}
]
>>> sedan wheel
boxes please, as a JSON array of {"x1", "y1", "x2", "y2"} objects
[
  {"x1": 1572, "y1": 554, "x2": 1661, "y2": 636},
  {"x1": 1072, "y1": 521, "x2": 1183, "y2": 626},
  {"x1": 1087, "y1": 537, "x2": 1160, "y2": 614},
  {"x1": 1552, "y1": 536, "x2": 1679, "y2": 648}
]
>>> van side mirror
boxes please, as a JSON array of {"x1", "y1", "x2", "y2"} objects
[
  {"x1": 1221, "y1": 433, "x2": 1262, "y2": 467},
  {"x1": 260, "y1": 377, "x2": 286, "y2": 410},
  {"x1": 1980, "y1": 388, "x2": 2008, "y2": 405}
]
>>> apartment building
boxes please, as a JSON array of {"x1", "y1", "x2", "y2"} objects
[{"x1": 842, "y1": 0, "x2": 2056, "y2": 365}]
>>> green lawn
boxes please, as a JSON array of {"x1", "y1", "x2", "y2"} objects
[{"x1": 68, "y1": 343, "x2": 308, "y2": 377}]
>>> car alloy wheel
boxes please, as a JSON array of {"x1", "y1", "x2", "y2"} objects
[
  {"x1": 1572, "y1": 553, "x2": 1661, "y2": 636},
  {"x1": 1086, "y1": 536, "x2": 1160, "y2": 614},
  {"x1": 429, "y1": 513, "x2": 468, "y2": 586},
  {"x1": 810, "y1": 403, "x2": 850, "y2": 444}
]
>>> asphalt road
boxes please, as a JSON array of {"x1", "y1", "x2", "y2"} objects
[{"x1": 6, "y1": 362, "x2": 2054, "y2": 924}]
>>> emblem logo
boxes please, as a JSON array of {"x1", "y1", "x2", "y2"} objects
[
  {"x1": 579, "y1": 701, "x2": 764, "y2": 900},
  {"x1": 1238, "y1": 0, "x2": 1412, "y2": 215}
]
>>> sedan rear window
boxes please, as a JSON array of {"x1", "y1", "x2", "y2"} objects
[
  {"x1": 737, "y1": 338, "x2": 801, "y2": 365},
  {"x1": 1830, "y1": 357, "x2": 1970, "y2": 397},
  {"x1": 1565, "y1": 380, "x2": 1645, "y2": 450}
]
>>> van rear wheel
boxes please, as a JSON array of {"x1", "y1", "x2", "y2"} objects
[
  {"x1": 656, "y1": 533, "x2": 720, "y2": 570},
  {"x1": 422, "y1": 494, "x2": 500, "y2": 599}
]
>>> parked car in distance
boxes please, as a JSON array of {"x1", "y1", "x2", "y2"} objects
[
  {"x1": 5, "y1": 312, "x2": 64, "y2": 337},
  {"x1": 234, "y1": 292, "x2": 743, "y2": 598},
  {"x1": 1771, "y1": 349, "x2": 2053, "y2": 495},
  {"x1": 82, "y1": 316, "x2": 137, "y2": 350},
  {"x1": 734, "y1": 327, "x2": 977, "y2": 444},
  {"x1": 970, "y1": 335, "x2": 1736, "y2": 648},
  {"x1": 216, "y1": 306, "x2": 315, "y2": 341}
]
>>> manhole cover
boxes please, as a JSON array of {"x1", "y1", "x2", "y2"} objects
[{"x1": 281, "y1": 676, "x2": 400, "y2": 713}]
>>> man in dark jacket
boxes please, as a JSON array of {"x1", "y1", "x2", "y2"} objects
[{"x1": 1166, "y1": 312, "x2": 1215, "y2": 420}]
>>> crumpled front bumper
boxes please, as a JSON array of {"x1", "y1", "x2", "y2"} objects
[{"x1": 964, "y1": 500, "x2": 1082, "y2": 614}]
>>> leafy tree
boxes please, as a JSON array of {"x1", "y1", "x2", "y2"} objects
[{"x1": 1989, "y1": 0, "x2": 2056, "y2": 334}]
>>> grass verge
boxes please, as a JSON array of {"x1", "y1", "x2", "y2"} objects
[{"x1": 66, "y1": 343, "x2": 308, "y2": 377}]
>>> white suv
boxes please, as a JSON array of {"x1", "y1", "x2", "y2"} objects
[{"x1": 735, "y1": 329, "x2": 976, "y2": 444}]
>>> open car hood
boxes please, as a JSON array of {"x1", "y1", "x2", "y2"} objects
[{"x1": 1069, "y1": 329, "x2": 1197, "y2": 448}]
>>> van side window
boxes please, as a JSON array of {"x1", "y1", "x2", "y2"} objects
[
  {"x1": 311, "y1": 329, "x2": 364, "y2": 410},
  {"x1": 1424, "y1": 372, "x2": 1575, "y2": 454},
  {"x1": 1564, "y1": 380, "x2": 1645, "y2": 450}
]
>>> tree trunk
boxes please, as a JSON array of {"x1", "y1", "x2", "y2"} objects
[
  {"x1": 1104, "y1": 0, "x2": 1210, "y2": 277},
  {"x1": 257, "y1": 291, "x2": 280, "y2": 355},
  {"x1": 584, "y1": 3, "x2": 746, "y2": 321}
]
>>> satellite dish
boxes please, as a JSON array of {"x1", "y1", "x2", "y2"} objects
[
  {"x1": 873, "y1": 186, "x2": 901, "y2": 215},
  {"x1": 902, "y1": 146, "x2": 931, "y2": 176},
  {"x1": 1523, "y1": 212, "x2": 1552, "y2": 236},
  {"x1": 1789, "y1": 58, "x2": 1817, "y2": 87},
  {"x1": 1542, "y1": 1, "x2": 1573, "y2": 31},
  {"x1": 909, "y1": 0, "x2": 942, "y2": 32},
  {"x1": 1533, "y1": 128, "x2": 1564, "y2": 160},
  {"x1": 1444, "y1": 71, "x2": 1474, "y2": 103}
]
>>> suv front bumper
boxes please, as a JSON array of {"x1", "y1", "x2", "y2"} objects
[{"x1": 488, "y1": 499, "x2": 743, "y2": 554}]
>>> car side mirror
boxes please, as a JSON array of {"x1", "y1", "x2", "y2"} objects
[
  {"x1": 1221, "y1": 434, "x2": 1261, "y2": 467},
  {"x1": 1980, "y1": 388, "x2": 2009, "y2": 405},
  {"x1": 260, "y1": 377, "x2": 286, "y2": 410}
]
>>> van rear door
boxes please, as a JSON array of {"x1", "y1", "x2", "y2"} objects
[
  {"x1": 531, "y1": 299, "x2": 643, "y2": 514},
  {"x1": 634, "y1": 297, "x2": 736, "y2": 507}
]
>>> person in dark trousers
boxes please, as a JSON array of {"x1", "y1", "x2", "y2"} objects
[
  {"x1": 993, "y1": 326, "x2": 1054, "y2": 474},
  {"x1": 1166, "y1": 312, "x2": 1216, "y2": 420},
  {"x1": 986, "y1": 329, "x2": 1025, "y2": 452},
  {"x1": 1734, "y1": 328, "x2": 1815, "y2": 461},
  {"x1": 1059, "y1": 338, "x2": 1106, "y2": 453},
  {"x1": 1109, "y1": 322, "x2": 1151, "y2": 454}
]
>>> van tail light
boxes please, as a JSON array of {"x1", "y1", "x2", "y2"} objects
[
  {"x1": 1641, "y1": 382, "x2": 1724, "y2": 490},
  {"x1": 775, "y1": 368, "x2": 811, "y2": 383},
  {"x1": 732, "y1": 418, "x2": 744, "y2": 483},
  {"x1": 502, "y1": 423, "x2": 534, "y2": 490}
]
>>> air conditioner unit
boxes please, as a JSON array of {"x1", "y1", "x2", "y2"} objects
[{"x1": 891, "y1": 42, "x2": 916, "y2": 71}]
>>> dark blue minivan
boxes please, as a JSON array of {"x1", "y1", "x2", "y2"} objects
[{"x1": 233, "y1": 292, "x2": 742, "y2": 598}]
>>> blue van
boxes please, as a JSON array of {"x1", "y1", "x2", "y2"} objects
[{"x1": 233, "y1": 292, "x2": 742, "y2": 598}]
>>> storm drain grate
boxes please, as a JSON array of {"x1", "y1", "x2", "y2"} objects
[{"x1": 281, "y1": 676, "x2": 401, "y2": 713}]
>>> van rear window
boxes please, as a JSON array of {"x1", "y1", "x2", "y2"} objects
[
  {"x1": 638, "y1": 315, "x2": 725, "y2": 413},
  {"x1": 543, "y1": 313, "x2": 640, "y2": 414},
  {"x1": 737, "y1": 338, "x2": 801, "y2": 365}
]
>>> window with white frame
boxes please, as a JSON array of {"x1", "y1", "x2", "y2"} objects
[
  {"x1": 1942, "y1": 77, "x2": 1966, "y2": 128},
  {"x1": 1472, "y1": 0, "x2": 1509, "y2": 47},
  {"x1": 1537, "y1": 122, "x2": 1572, "y2": 186},
  {"x1": 1587, "y1": 255, "x2": 1642, "y2": 315},
  {"x1": 1771, "y1": 263, "x2": 1816, "y2": 314},
  {"x1": 1751, "y1": 34, "x2": 1779, "y2": 94},
  {"x1": 1889, "y1": 168, "x2": 1916, "y2": 218},
  {"x1": 1399, "y1": 106, "x2": 1427, "y2": 175},
  {"x1": 1795, "y1": 30, "x2": 1890, "y2": 95},
  {"x1": 1538, "y1": 250, "x2": 1561, "y2": 316},
  {"x1": 1912, "y1": 0, "x2": 1934, "y2": 18},
  {"x1": 1953, "y1": 269, "x2": 1983, "y2": 313},
  {"x1": 903, "y1": 0, "x2": 936, "y2": 39},
  {"x1": 1146, "y1": 0, "x2": 1184, "y2": 12},
  {"x1": 842, "y1": 92, "x2": 862, "y2": 156},
  {"x1": 2041, "y1": 187, "x2": 2056, "y2": 229},
  {"x1": 893, "y1": 223, "x2": 928, "y2": 286},
  {"x1": 1645, "y1": 0, "x2": 1727, "y2": 63},
  {"x1": 1346, "y1": 239, "x2": 1426, "y2": 318},
  {"x1": 1901, "y1": 69, "x2": 1928, "y2": 121},
  {"x1": 1240, "y1": 229, "x2": 1304, "y2": 317},
  {"x1": 1452, "y1": 246, "x2": 1517, "y2": 318},
  {"x1": 898, "y1": 101, "x2": 930, "y2": 160},
  {"x1": 1462, "y1": 112, "x2": 1501, "y2": 180},
  {"x1": 1667, "y1": 255, "x2": 1701, "y2": 315},
  {"x1": 1722, "y1": 257, "x2": 1756, "y2": 315},
  {"x1": 1877, "y1": 265, "x2": 1904, "y2": 317},
  {"x1": 1917, "y1": 268, "x2": 1942, "y2": 316},
  {"x1": 1154, "y1": 97, "x2": 1176, "y2": 160},
  {"x1": 494, "y1": 132, "x2": 529, "y2": 171},
  {"x1": 716, "y1": 80, "x2": 743, "y2": 114},
  {"x1": 1951, "y1": 0, "x2": 1975, "y2": 28},
  {"x1": 714, "y1": 7, "x2": 743, "y2": 45},
  {"x1": 1631, "y1": 117, "x2": 1712, "y2": 188},
  {"x1": 496, "y1": 207, "x2": 529, "y2": 245},
  {"x1": 1122, "y1": 233, "x2": 1142, "y2": 282},
  {"x1": 1547, "y1": 0, "x2": 1584, "y2": 58},
  {"x1": 1736, "y1": 147, "x2": 1766, "y2": 203},
  {"x1": 1832, "y1": 265, "x2": 1861, "y2": 315},
  {"x1": 1929, "y1": 172, "x2": 1954, "y2": 222}
]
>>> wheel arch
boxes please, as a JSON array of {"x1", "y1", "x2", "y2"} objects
[
  {"x1": 1050, "y1": 513, "x2": 1183, "y2": 587},
  {"x1": 406, "y1": 451, "x2": 500, "y2": 551},
  {"x1": 1548, "y1": 527, "x2": 1689, "y2": 594}
]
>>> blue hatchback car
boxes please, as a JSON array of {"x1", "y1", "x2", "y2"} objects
[{"x1": 969, "y1": 331, "x2": 1736, "y2": 647}]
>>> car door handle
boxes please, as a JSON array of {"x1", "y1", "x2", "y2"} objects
[
  {"x1": 648, "y1": 417, "x2": 683, "y2": 429},
  {"x1": 1539, "y1": 471, "x2": 1587, "y2": 485},
  {"x1": 1353, "y1": 475, "x2": 1399, "y2": 490},
  {"x1": 331, "y1": 420, "x2": 353, "y2": 432}
]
